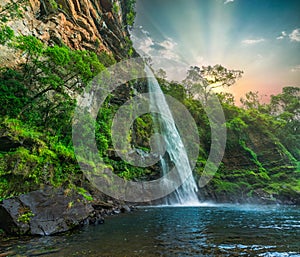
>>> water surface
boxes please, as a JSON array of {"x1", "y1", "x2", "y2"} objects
[{"x1": 1, "y1": 204, "x2": 300, "y2": 256}]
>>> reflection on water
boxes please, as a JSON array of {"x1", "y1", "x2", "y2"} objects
[{"x1": 1, "y1": 204, "x2": 300, "y2": 256}]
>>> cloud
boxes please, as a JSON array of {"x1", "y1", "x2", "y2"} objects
[
  {"x1": 224, "y1": 0, "x2": 234, "y2": 4},
  {"x1": 289, "y1": 28, "x2": 300, "y2": 42},
  {"x1": 131, "y1": 27, "x2": 181, "y2": 61},
  {"x1": 242, "y1": 38, "x2": 265, "y2": 45},
  {"x1": 136, "y1": 36, "x2": 154, "y2": 55},
  {"x1": 276, "y1": 29, "x2": 300, "y2": 42},
  {"x1": 277, "y1": 31, "x2": 287, "y2": 40},
  {"x1": 154, "y1": 38, "x2": 179, "y2": 59},
  {"x1": 159, "y1": 39, "x2": 177, "y2": 50},
  {"x1": 130, "y1": 28, "x2": 154, "y2": 55},
  {"x1": 291, "y1": 65, "x2": 300, "y2": 72},
  {"x1": 131, "y1": 28, "x2": 188, "y2": 80}
]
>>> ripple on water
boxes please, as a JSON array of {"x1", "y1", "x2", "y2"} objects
[{"x1": 1, "y1": 205, "x2": 299, "y2": 256}]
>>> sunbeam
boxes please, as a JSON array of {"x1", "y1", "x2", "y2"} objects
[{"x1": 131, "y1": 0, "x2": 300, "y2": 102}]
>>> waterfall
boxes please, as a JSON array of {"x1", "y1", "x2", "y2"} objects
[{"x1": 146, "y1": 66, "x2": 200, "y2": 205}]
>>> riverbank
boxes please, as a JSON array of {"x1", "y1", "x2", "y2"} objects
[
  {"x1": 1, "y1": 183, "x2": 299, "y2": 238},
  {"x1": 0, "y1": 186, "x2": 134, "y2": 238}
]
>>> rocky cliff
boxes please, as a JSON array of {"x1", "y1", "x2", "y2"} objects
[
  {"x1": 0, "y1": 0, "x2": 132, "y2": 66},
  {"x1": 197, "y1": 115, "x2": 299, "y2": 205}
]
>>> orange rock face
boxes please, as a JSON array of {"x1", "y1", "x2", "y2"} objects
[{"x1": 5, "y1": 0, "x2": 129, "y2": 59}]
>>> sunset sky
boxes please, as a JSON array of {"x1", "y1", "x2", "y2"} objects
[{"x1": 131, "y1": 0, "x2": 300, "y2": 103}]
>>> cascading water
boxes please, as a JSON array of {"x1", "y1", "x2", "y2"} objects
[{"x1": 146, "y1": 66, "x2": 200, "y2": 205}]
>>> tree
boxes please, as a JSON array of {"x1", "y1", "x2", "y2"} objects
[
  {"x1": 270, "y1": 86, "x2": 300, "y2": 120},
  {"x1": 0, "y1": 35, "x2": 106, "y2": 138},
  {"x1": 217, "y1": 92, "x2": 235, "y2": 106},
  {"x1": 155, "y1": 68, "x2": 167, "y2": 80},
  {"x1": 240, "y1": 91, "x2": 260, "y2": 110},
  {"x1": 13, "y1": 36, "x2": 106, "y2": 106},
  {"x1": 269, "y1": 86, "x2": 300, "y2": 159},
  {"x1": 182, "y1": 65, "x2": 243, "y2": 105}
]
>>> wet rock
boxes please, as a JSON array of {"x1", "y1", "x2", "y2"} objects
[
  {"x1": 0, "y1": 187, "x2": 93, "y2": 236},
  {"x1": 0, "y1": 251, "x2": 15, "y2": 257},
  {"x1": 113, "y1": 209, "x2": 121, "y2": 214},
  {"x1": 121, "y1": 205, "x2": 131, "y2": 213}
]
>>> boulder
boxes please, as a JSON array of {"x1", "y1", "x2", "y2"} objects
[
  {"x1": 0, "y1": 186, "x2": 94, "y2": 235},
  {"x1": 120, "y1": 204, "x2": 131, "y2": 213}
]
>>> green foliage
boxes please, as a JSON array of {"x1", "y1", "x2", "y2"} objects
[
  {"x1": 45, "y1": 45, "x2": 70, "y2": 65},
  {"x1": 123, "y1": 36, "x2": 135, "y2": 57},
  {"x1": 96, "y1": 104, "x2": 113, "y2": 156},
  {"x1": 0, "y1": 68, "x2": 28, "y2": 117},
  {"x1": 49, "y1": 0, "x2": 58, "y2": 9},
  {"x1": 240, "y1": 91, "x2": 261, "y2": 110},
  {"x1": 226, "y1": 117, "x2": 248, "y2": 132},
  {"x1": 0, "y1": 36, "x2": 107, "y2": 142},
  {"x1": 125, "y1": 0, "x2": 136, "y2": 26},
  {"x1": 109, "y1": 159, "x2": 149, "y2": 181},
  {"x1": 269, "y1": 87, "x2": 300, "y2": 160},
  {"x1": 11, "y1": 35, "x2": 106, "y2": 93},
  {"x1": 98, "y1": 51, "x2": 116, "y2": 67},
  {"x1": 161, "y1": 80, "x2": 186, "y2": 102},
  {"x1": 131, "y1": 114, "x2": 153, "y2": 151},
  {"x1": 182, "y1": 65, "x2": 243, "y2": 103},
  {"x1": 112, "y1": 2, "x2": 120, "y2": 15},
  {"x1": 14, "y1": 35, "x2": 44, "y2": 54},
  {"x1": 17, "y1": 209, "x2": 34, "y2": 223},
  {"x1": 76, "y1": 187, "x2": 93, "y2": 201},
  {"x1": 215, "y1": 180, "x2": 240, "y2": 193},
  {"x1": 0, "y1": 118, "x2": 81, "y2": 199},
  {"x1": 217, "y1": 92, "x2": 235, "y2": 106},
  {"x1": 239, "y1": 140, "x2": 265, "y2": 171},
  {"x1": 0, "y1": 25, "x2": 14, "y2": 45},
  {"x1": 0, "y1": 19, "x2": 298, "y2": 205}
]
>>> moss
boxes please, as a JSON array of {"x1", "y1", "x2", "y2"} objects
[
  {"x1": 0, "y1": 118, "x2": 82, "y2": 200},
  {"x1": 112, "y1": 2, "x2": 120, "y2": 15},
  {"x1": 75, "y1": 187, "x2": 93, "y2": 201},
  {"x1": 49, "y1": 0, "x2": 58, "y2": 10},
  {"x1": 214, "y1": 179, "x2": 240, "y2": 193},
  {"x1": 17, "y1": 209, "x2": 34, "y2": 223},
  {"x1": 239, "y1": 140, "x2": 265, "y2": 171}
]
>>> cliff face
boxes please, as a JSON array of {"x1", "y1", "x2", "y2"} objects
[
  {"x1": 198, "y1": 121, "x2": 299, "y2": 205},
  {"x1": 1, "y1": 0, "x2": 130, "y2": 64}
]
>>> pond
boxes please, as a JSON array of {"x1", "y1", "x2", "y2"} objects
[{"x1": 1, "y1": 204, "x2": 300, "y2": 256}]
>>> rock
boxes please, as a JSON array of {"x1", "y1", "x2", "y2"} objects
[
  {"x1": 113, "y1": 209, "x2": 121, "y2": 214},
  {"x1": 121, "y1": 204, "x2": 131, "y2": 213},
  {"x1": 0, "y1": 251, "x2": 15, "y2": 257},
  {"x1": 0, "y1": 186, "x2": 94, "y2": 236},
  {"x1": 26, "y1": 248, "x2": 60, "y2": 256},
  {"x1": 100, "y1": 0, "x2": 113, "y2": 12},
  {"x1": 1, "y1": 0, "x2": 129, "y2": 70}
]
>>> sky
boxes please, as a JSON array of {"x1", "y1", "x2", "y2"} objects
[{"x1": 130, "y1": 0, "x2": 300, "y2": 103}]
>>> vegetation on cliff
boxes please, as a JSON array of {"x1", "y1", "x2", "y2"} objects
[
  {"x1": 157, "y1": 69, "x2": 299, "y2": 204},
  {"x1": 0, "y1": 0, "x2": 299, "y2": 204}
]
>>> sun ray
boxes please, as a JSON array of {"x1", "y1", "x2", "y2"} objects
[{"x1": 132, "y1": 0, "x2": 300, "y2": 100}]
